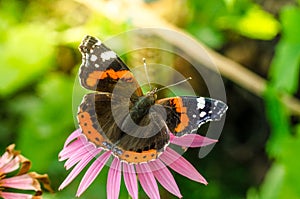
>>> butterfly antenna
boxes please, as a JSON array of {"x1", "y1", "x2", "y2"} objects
[
  {"x1": 143, "y1": 58, "x2": 152, "y2": 90},
  {"x1": 156, "y1": 77, "x2": 192, "y2": 93}
]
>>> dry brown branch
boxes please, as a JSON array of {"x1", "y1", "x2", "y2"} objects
[{"x1": 76, "y1": 0, "x2": 300, "y2": 116}]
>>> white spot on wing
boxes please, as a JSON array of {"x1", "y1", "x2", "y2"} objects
[
  {"x1": 95, "y1": 40, "x2": 102, "y2": 46},
  {"x1": 197, "y1": 97, "x2": 206, "y2": 109},
  {"x1": 192, "y1": 114, "x2": 196, "y2": 118},
  {"x1": 199, "y1": 111, "x2": 207, "y2": 118},
  {"x1": 214, "y1": 101, "x2": 219, "y2": 106},
  {"x1": 101, "y1": 51, "x2": 117, "y2": 62},
  {"x1": 90, "y1": 54, "x2": 97, "y2": 61},
  {"x1": 95, "y1": 63, "x2": 99, "y2": 68}
]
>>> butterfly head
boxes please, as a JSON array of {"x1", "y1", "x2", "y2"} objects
[{"x1": 146, "y1": 88, "x2": 158, "y2": 100}]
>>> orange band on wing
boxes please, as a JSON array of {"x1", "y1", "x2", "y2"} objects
[
  {"x1": 78, "y1": 109, "x2": 106, "y2": 146},
  {"x1": 86, "y1": 69, "x2": 134, "y2": 87},
  {"x1": 118, "y1": 149, "x2": 159, "y2": 163},
  {"x1": 171, "y1": 98, "x2": 189, "y2": 133}
]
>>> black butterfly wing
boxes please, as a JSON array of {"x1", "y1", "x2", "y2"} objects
[
  {"x1": 78, "y1": 35, "x2": 143, "y2": 98},
  {"x1": 78, "y1": 92, "x2": 170, "y2": 163},
  {"x1": 156, "y1": 96, "x2": 228, "y2": 136}
]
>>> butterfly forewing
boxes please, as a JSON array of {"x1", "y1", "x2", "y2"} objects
[{"x1": 78, "y1": 35, "x2": 143, "y2": 97}]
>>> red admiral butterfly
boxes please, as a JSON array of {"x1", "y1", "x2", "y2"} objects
[{"x1": 77, "y1": 35, "x2": 227, "y2": 164}]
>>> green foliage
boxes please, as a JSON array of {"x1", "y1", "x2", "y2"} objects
[
  {"x1": 249, "y1": 4, "x2": 300, "y2": 199},
  {"x1": 247, "y1": 163, "x2": 285, "y2": 199},
  {"x1": 12, "y1": 74, "x2": 74, "y2": 171},
  {"x1": 0, "y1": 23, "x2": 55, "y2": 97},
  {"x1": 223, "y1": 5, "x2": 280, "y2": 40},
  {"x1": 263, "y1": 86, "x2": 290, "y2": 157},
  {"x1": 247, "y1": 126, "x2": 300, "y2": 199},
  {"x1": 269, "y1": 6, "x2": 300, "y2": 94},
  {"x1": 187, "y1": 0, "x2": 279, "y2": 49}
]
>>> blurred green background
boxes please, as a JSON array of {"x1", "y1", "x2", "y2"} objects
[{"x1": 1, "y1": 0, "x2": 300, "y2": 198}]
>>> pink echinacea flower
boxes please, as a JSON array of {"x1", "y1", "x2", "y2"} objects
[
  {"x1": 59, "y1": 129, "x2": 218, "y2": 198},
  {"x1": 0, "y1": 144, "x2": 52, "y2": 199}
]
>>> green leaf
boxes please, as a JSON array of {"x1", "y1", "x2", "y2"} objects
[
  {"x1": 236, "y1": 6, "x2": 280, "y2": 40},
  {"x1": 277, "y1": 126, "x2": 300, "y2": 198},
  {"x1": 269, "y1": 6, "x2": 300, "y2": 94},
  {"x1": 263, "y1": 86, "x2": 290, "y2": 157}
]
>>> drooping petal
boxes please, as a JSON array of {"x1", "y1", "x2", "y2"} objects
[
  {"x1": 107, "y1": 158, "x2": 122, "y2": 199},
  {"x1": 63, "y1": 129, "x2": 81, "y2": 147},
  {"x1": 136, "y1": 163, "x2": 160, "y2": 199},
  {"x1": 149, "y1": 160, "x2": 182, "y2": 198},
  {"x1": 64, "y1": 141, "x2": 98, "y2": 170},
  {"x1": 59, "y1": 147, "x2": 101, "y2": 190},
  {"x1": 76, "y1": 151, "x2": 111, "y2": 196},
  {"x1": 59, "y1": 137, "x2": 86, "y2": 161},
  {"x1": 170, "y1": 133, "x2": 217, "y2": 148},
  {"x1": 123, "y1": 163, "x2": 138, "y2": 199},
  {"x1": 0, "y1": 191, "x2": 33, "y2": 199},
  {"x1": 160, "y1": 147, "x2": 207, "y2": 185},
  {"x1": 0, "y1": 145, "x2": 15, "y2": 168},
  {"x1": 0, "y1": 174, "x2": 38, "y2": 191},
  {"x1": 0, "y1": 156, "x2": 20, "y2": 174}
]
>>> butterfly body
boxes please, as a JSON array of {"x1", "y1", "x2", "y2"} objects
[{"x1": 77, "y1": 35, "x2": 228, "y2": 164}]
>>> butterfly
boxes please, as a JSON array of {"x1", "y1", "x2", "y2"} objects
[{"x1": 77, "y1": 35, "x2": 228, "y2": 164}]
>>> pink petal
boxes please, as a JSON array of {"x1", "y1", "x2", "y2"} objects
[
  {"x1": 59, "y1": 147, "x2": 101, "y2": 190},
  {"x1": 64, "y1": 129, "x2": 81, "y2": 147},
  {"x1": 149, "y1": 160, "x2": 182, "y2": 198},
  {"x1": 136, "y1": 163, "x2": 160, "y2": 199},
  {"x1": 123, "y1": 163, "x2": 138, "y2": 199},
  {"x1": 0, "y1": 174, "x2": 37, "y2": 191},
  {"x1": 76, "y1": 151, "x2": 111, "y2": 197},
  {"x1": 64, "y1": 142, "x2": 98, "y2": 170},
  {"x1": 107, "y1": 158, "x2": 122, "y2": 199},
  {"x1": 0, "y1": 191, "x2": 33, "y2": 199},
  {"x1": 59, "y1": 136, "x2": 86, "y2": 161},
  {"x1": 0, "y1": 152, "x2": 13, "y2": 168},
  {"x1": 160, "y1": 147, "x2": 207, "y2": 185},
  {"x1": 170, "y1": 133, "x2": 217, "y2": 148},
  {"x1": 0, "y1": 156, "x2": 20, "y2": 174}
]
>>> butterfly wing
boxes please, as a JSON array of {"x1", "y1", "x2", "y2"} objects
[
  {"x1": 77, "y1": 93, "x2": 117, "y2": 148},
  {"x1": 78, "y1": 92, "x2": 170, "y2": 163},
  {"x1": 78, "y1": 35, "x2": 143, "y2": 98},
  {"x1": 157, "y1": 96, "x2": 228, "y2": 136}
]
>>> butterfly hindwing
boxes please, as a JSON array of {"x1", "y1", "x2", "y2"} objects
[
  {"x1": 78, "y1": 92, "x2": 170, "y2": 163},
  {"x1": 157, "y1": 96, "x2": 228, "y2": 136},
  {"x1": 77, "y1": 93, "x2": 114, "y2": 148}
]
